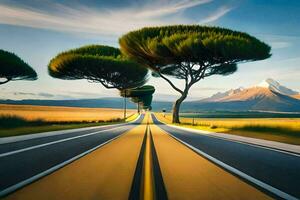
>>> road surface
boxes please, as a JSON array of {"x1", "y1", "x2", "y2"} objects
[
  {"x1": 151, "y1": 113, "x2": 300, "y2": 199},
  {"x1": 1, "y1": 113, "x2": 299, "y2": 199},
  {"x1": 0, "y1": 114, "x2": 144, "y2": 196}
]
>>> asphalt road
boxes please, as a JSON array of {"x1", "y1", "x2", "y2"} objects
[
  {"x1": 0, "y1": 114, "x2": 144, "y2": 195},
  {"x1": 151, "y1": 114, "x2": 300, "y2": 199}
]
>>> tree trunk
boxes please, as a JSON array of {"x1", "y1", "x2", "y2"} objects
[{"x1": 172, "y1": 91, "x2": 188, "y2": 123}]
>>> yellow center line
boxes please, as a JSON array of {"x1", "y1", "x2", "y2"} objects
[{"x1": 142, "y1": 124, "x2": 155, "y2": 200}]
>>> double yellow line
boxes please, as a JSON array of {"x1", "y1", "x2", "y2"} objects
[
  {"x1": 129, "y1": 113, "x2": 167, "y2": 200},
  {"x1": 140, "y1": 114, "x2": 155, "y2": 200}
]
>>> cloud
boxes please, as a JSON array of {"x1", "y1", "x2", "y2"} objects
[
  {"x1": 37, "y1": 92, "x2": 55, "y2": 98},
  {"x1": 9, "y1": 91, "x2": 71, "y2": 99},
  {"x1": 199, "y1": 5, "x2": 233, "y2": 24},
  {"x1": 0, "y1": 0, "x2": 232, "y2": 36},
  {"x1": 66, "y1": 91, "x2": 103, "y2": 96},
  {"x1": 135, "y1": 0, "x2": 212, "y2": 18},
  {"x1": 13, "y1": 92, "x2": 36, "y2": 96},
  {"x1": 270, "y1": 42, "x2": 290, "y2": 49}
]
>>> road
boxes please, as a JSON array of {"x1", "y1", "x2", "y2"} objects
[
  {"x1": 0, "y1": 114, "x2": 144, "y2": 196},
  {"x1": 0, "y1": 113, "x2": 299, "y2": 199},
  {"x1": 151, "y1": 113, "x2": 300, "y2": 199}
]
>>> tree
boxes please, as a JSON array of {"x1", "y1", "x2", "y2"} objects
[
  {"x1": 138, "y1": 95, "x2": 153, "y2": 111},
  {"x1": 119, "y1": 25, "x2": 271, "y2": 123},
  {"x1": 48, "y1": 45, "x2": 149, "y2": 120},
  {"x1": 120, "y1": 85, "x2": 155, "y2": 113},
  {"x1": 0, "y1": 49, "x2": 37, "y2": 85}
]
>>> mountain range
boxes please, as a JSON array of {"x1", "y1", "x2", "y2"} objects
[
  {"x1": 1, "y1": 78, "x2": 300, "y2": 112},
  {"x1": 182, "y1": 78, "x2": 300, "y2": 112}
]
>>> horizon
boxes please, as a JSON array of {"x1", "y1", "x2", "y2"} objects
[
  {"x1": 0, "y1": 77, "x2": 299, "y2": 102},
  {"x1": 0, "y1": 0, "x2": 300, "y2": 101}
]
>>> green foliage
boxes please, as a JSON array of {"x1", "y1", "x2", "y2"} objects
[
  {"x1": 120, "y1": 85, "x2": 155, "y2": 110},
  {"x1": 0, "y1": 115, "x2": 44, "y2": 128},
  {"x1": 119, "y1": 25, "x2": 271, "y2": 79},
  {"x1": 48, "y1": 45, "x2": 148, "y2": 89},
  {"x1": 62, "y1": 45, "x2": 121, "y2": 58},
  {"x1": 0, "y1": 49, "x2": 37, "y2": 84},
  {"x1": 139, "y1": 94, "x2": 153, "y2": 110},
  {"x1": 120, "y1": 85, "x2": 155, "y2": 97}
]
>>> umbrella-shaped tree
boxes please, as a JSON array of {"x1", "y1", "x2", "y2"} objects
[
  {"x1": 120, "y1": 85, "x2": 155, "y2": 113},
  {"x1": 119, "y1": 25, "x2": 271, "y2": 123},
  {"x1": 0, "y1": 49, "x2": 37, "y2": 85},
  {"x1": 138, "y1": 94, "x2": 154, "y2": 111},
  {"x1": 48, "y1": 45, "x2": 149, "y2": 119}
]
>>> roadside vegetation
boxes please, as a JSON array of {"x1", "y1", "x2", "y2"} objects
[
  {"x1": 156, "y1": 113, "x2": 300, "y2": 145},
  {"x1": 0, "y1": 104, "x2": 138, "y2": 137},
  {"x1": 0, "y1": 104, "x2": 135, "y2": 122},
  {"x1": 180, "y1": 111, "x2": 300, "y2": 118}
]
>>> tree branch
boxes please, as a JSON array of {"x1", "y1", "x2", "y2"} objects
[{"x1": 158, "y1": 71, "x2": 183, "y2": 94}]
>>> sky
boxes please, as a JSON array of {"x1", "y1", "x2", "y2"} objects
[{"x1": 0, "y1": 0, "x2": 299, "y2": 101}]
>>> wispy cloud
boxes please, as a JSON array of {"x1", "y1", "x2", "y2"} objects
[
  {"x1": 270, "y1": 41, "x2": 291, "y2": 49},
  {"x1": 199, "y1": 5, "x2": 233, "y2": 24},
  {"x1": 0, "y1": 0, "x2": 232, "y2": 36},
  {"x1": 13, "y1": 92, "x2": 35, "y2": 96},
  {"x1": 3, "y1": 91, "x2": 80, "y2": 100}
]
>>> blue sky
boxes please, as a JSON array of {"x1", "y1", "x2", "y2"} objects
[{"x1": 0, "y1": 0, "x2": 299, "y2": 101}]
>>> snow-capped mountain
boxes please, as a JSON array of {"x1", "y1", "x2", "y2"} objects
[
  {"x1": 256, "y1": 78, "x2": 298, "y2": 96},
  {"x1": 202, "y1": 78, "x2": 299, "y2": 102},
  {"x1": 193, "y1": 78, "x2": 300, "y2": 112}
]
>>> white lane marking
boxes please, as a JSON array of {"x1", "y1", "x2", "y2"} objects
[
  {"x1": 0, "y1": 131, "x2": 126, "y2": 197},
  {"x1": 153, "y1": 115, "x2": 300, "y2": 157},
  {"x1": 0, "y1": 123, "x2": 121, "y2": 145},
  {"x1": 0, "y1": 126, "x2": 124, "y2": 158},
  {"x1": 164, "y1": 131, "x2": 298, "y2": 200},
  {"x1": 0, "y1": 115, "x2": 142, "y2": 158}
]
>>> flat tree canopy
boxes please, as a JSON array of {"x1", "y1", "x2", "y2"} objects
[
  {"x1": 120, "y1": 85, "x2": 155, "y2": 111},
  {"x1": 0, "y1": 49, "x2": 37, "y2": 85},
  {"x1": 48, "y1": 45, "x2": 148, "y2": 89},
  {"x1": 120, "y1": 85, "x2": 155, "y2": 97},
  {"x1": 119, "y1": 25, "x2": 271, "y2": 123},
  {"x1": 132, "y1": 95, "x2": 153, "y2": 110}
]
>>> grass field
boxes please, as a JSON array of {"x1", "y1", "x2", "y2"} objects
[
  {"x1": 0, "y1": 104, "x2": 137, "y2": 138},
  {"x1": 156, "y1": 113, "x2": 300, "y2": 145},
  {"x1": 180, "y1": 111, "x2": 300, "y2": 118},
  {"x1": 0, "y1": 104, "x2": 135, "y2": 122}
]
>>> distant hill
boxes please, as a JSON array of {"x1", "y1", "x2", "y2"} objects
[
  {"x1": 201, "y1": 87, "x2": 244, "y2": 102},
  {"x1": 0, "y1": 98, "x2": 173, "y2": 111}
]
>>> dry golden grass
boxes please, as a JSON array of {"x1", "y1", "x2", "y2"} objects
[
  {"x1": 0, "y1": 104, "x2": 135, "y2": 122},
  {"x1": 158, "y1": 113, "x2": 300, "y2": 131},
  {"x1": 155, "y1": 113, "x2": 300, "y2": 145}
]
